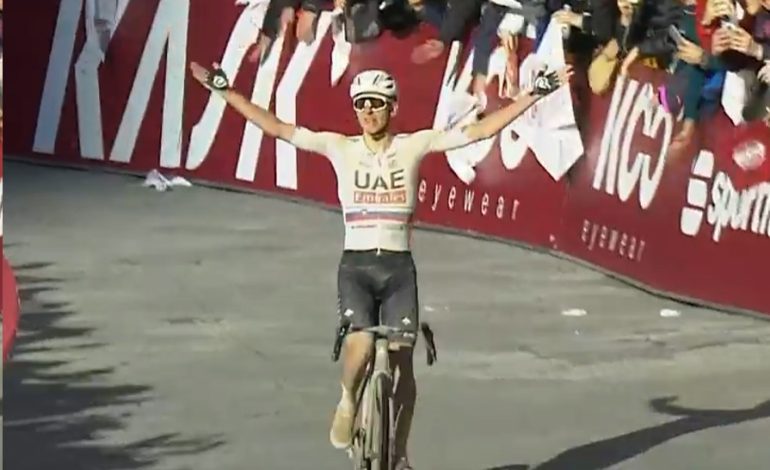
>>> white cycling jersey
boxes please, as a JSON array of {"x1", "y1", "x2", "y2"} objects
[{"x1": 288, "y1": 127, "x2": 473, "y2": 252}]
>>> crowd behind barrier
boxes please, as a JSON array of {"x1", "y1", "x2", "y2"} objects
[
  {"x1": 4, "y1": 0, "x2": 770, "y2": 321},
  {"x1": 257, "y1": 0, "x2": 770, "y2": 130}
]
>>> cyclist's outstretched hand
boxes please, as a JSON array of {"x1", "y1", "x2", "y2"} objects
[{"x1": 189, "y1": 62, "x2": 231, "y2": 92}]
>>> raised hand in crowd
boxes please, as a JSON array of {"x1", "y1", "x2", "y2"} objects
[
  {"x1": 552, "y1": 7, "x2": 583, "y2": 29},
  {"x1": 727, "y1": 25, "x2": 766, "y2": 60},
  {"x1": 617, "y1": 0, "x2": 635, "y2": 26},
  {"x1": 711, "y1": 26, "x2": 731, "y2": 55},
  {"x1": 676, "y1": 37, "x2": 707, "y2": 66},
  {"x1": 702, "y1": 0, "x2": 735, "y2": 25}
]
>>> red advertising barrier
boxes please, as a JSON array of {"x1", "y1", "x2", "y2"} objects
[
  {"x1": 560, "y1": 71, "x2": 770, "y2": 315},
  {"x1": 2, "y1": 137, "x2": 20, "y2": 362},
  {"x1": 5, "y1": 1, "x2": 769, "y2": 316},
  {"x1": 2, "y1": 253, "x2": 20, "y2": 362}
]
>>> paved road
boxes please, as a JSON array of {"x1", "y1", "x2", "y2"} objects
[{"x1": 4, "y1": 161, "x2": 770, "y2": 470}]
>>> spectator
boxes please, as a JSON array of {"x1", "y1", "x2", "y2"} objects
[
  {"x1": 558, "y1": 0, "x2": 652, "y2": 94},
  {"x1": 623, "y1": 0, "x2": 727, "y2": 152},
  {"x1": 544, "y1": 0, "x2": 596, "y2": 53},
  {"x1": 411, "y1": 0, "x2": 485, "y2": 64},
  {"x1": 551, "y1": 0, "x2": 594, "y2": 40},
  {"x1": 472, "y1": 1, "x2": 547, "y2": 104},
  {"x1": 590, "y1": 0, "x2": 653, "y2": 75},
  {"x1": 296, "y1": 0, "x2": 333, "y2": 43},
  {"x1": 725, "y1": 0, "x2": 769, "y2": 62},
  {"x1": 709, "y1": 0, "x2": 769, "y2": 123},
  {"x1": 378, "y1": 0, "x2": 423, "y2": 34},
  {"x1": 259, "y1": 0, "x2": 389, "y2": 57},
  {"x1": 258, "y1": 0, "x2": 300, "y2": 60}
]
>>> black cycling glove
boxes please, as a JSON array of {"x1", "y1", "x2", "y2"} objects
[
  {"x1": 207, "y1": 66, "x2": 231, "y2": 91},
  {"x1": 531, "y1": 67, "x2": 562, "y2": 97}
]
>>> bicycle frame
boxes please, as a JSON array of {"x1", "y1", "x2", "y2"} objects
[
  {"x1": 332, "y1": 321, "x2": 437, "y2": 470},
  {"x1": 355, "y1": 336, "x2": 393, "y2": 469}
]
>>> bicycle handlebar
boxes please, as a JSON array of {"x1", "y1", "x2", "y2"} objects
[{"x1": 331, "y1": 319, "x2": 438, "y2": 366}]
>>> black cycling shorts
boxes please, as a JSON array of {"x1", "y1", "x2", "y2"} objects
[{"x1": 337, "y1": 249, "x2": 419, "y2": 346}]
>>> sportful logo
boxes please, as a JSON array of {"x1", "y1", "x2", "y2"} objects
[
  {"x1": 680, "y1": 150, "x2": 770, "y2": 242},
  {"x1": 593, "y1": 75, "x2": 674, "y2": 210}
]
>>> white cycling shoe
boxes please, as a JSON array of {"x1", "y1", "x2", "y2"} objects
[
  {"x1": 330, "y1": 397, "x2": 355, "y2": 449},
  {"x1": 394, "y1": 457, "x2": 414, "y2": 470}
]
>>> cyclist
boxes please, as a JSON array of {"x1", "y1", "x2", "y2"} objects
[{"x1": 190, "y1": 60, "x2": 572, "y2": 469}]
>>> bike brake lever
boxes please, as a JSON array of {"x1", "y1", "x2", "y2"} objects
[
  {"x1": 332, "y1": 319, "x2": 351, "y2": 362},
  {"x1": 420, "y1": 323, "x2": 437, "y2": 366}
]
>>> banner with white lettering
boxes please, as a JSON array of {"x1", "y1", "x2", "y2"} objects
[
  {"x1": 5, "y1": 1, "x2": 769, "y2": 315},
  {"x1": 559, "y1": 69, "x2": 768, "y2": 315}
]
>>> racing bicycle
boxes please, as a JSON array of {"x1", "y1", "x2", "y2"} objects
[{"x1": 332, "y1": 320, "x2": 437, "y2": 470}]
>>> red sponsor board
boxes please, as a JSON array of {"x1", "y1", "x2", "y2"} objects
[
  {"x1": 2, "y1": 254, "x2": 20, "y2": 362},
  {"x1": 560, "y1": 69, "x2": 770, "y2": 315},
  {"x1": 2, "y1": 138, "x2": 19, "y2": 362},
  {"x1": 5, "y1": 1, "x2": 769, "y2": 315}
]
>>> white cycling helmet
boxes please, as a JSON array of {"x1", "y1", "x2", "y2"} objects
[{"x1": 349, "y1": 69, "x2": 398, "y2": 102}]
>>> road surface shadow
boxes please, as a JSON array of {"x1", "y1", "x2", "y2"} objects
[
  {"x1": 3, "y1": 261, "x2": 226, "y2": 470},
  {"x1": 485, "y1": 396, "x2": 770, "y2": 470}
]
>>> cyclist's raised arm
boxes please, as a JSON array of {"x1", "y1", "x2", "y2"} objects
[
  {"x1": 190, "y1": 61, "x2": 341, "y2": 156},
  {"x1": 190, "y1": 61, "x2": 295, "y2": 140},
  {"x1": 425, "y1": 65, "x2": 574, "y2": 152},
  {"x1": 219, "y1": 86, "x2": 296, "y2": 141}
]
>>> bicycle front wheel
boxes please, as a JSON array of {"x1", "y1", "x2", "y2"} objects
[{"x1": 368, "y1": 373, "x2": 392, "y2": 470}]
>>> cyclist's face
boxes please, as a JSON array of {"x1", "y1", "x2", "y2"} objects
[{"x1": 354, "y1": 96, "x2": 393, "y2": 135}]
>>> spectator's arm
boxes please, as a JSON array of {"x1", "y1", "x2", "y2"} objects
[
  {"x1": 677, "y1": 37, "x2": 725, "y2": 70},
  {"x1": 701, "y1": 0, "x2": 735, "y2": 26},
  {"x1": 262, "y1": 0, "x2": 301, "y2": 40},
  {"x1": 729, "y1": 26, "x2": 768, "y2": 61},
  {"x1": 472, "y1": 3, "x2": 506, "y2": 76},
  {"x1": 553, "y1": 8, "x2": 590, "y2": 33},
  {"x1": 438, "y1": 0, "x2": 484, "y2": 44},
  {"x1": 585, "y1": 0, "x2": 617, "y2": 44}
]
